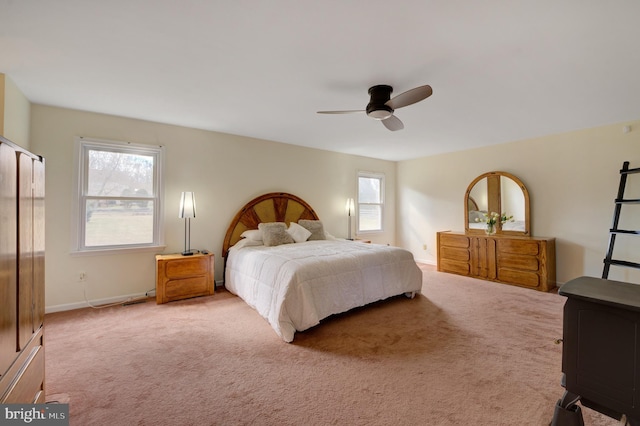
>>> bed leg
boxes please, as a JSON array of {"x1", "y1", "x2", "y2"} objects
[{"x1": 404, "y1": 292, "x2": 416, "y2": 299}]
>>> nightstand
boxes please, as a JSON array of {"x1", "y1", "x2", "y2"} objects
[{"x1": 155, "y1": 252, "x2": 214, "y2": 304}]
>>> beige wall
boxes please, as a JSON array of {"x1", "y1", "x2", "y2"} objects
[
  {"x1": 14, "y1": 85, "x2": 640, "y2": 309},
  {"x1": 29, "y1": 105, "x2": 397, "y2": 311},
  {"x1": 0, "y1": 73, "x2": 31, "y2": 148},
  {"x1": 397, "y1": 121, "x2": 640, "y2": 285}
]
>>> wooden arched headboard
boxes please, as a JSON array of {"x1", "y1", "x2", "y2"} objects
[{"x1": 222, "y1": 192, "x2": 319, "y2": 258}]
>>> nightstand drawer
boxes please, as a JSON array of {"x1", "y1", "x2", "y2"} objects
[
  {"x1": 164, "y1": 276, "x2": 211, "y2": 300},
  {"x1": 164, "y1": 256, "x2": 210, "y2": 278}
]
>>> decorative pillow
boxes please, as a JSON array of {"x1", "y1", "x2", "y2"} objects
[
  {"x1": 241, "y1": 229, "x2": 263, "y2": 242},
  {"x1": 258, "y1": 222, "x2": 294, "y2": 246},
  {"x1": 287, "y1": 222, "x2": 312, "y2": 243},
  {"x1": 297, "y1": 220, "x2": 326, "y2": 240}
]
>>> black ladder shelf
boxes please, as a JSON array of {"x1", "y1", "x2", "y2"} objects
[{"x1": 603, "y1": 161, "x2": 640, "y2": 279}]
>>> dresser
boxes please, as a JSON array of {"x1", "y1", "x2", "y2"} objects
[
  {"x1": 155, "y1": 253, "x2": 214, "y2": 304},
  {"x1": 437, "y1": 231, "x2": 556, "y2": 292}
]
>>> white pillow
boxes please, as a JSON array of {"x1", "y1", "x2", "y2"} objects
[
  {"x1": 241, "y1": 229, "x2": 263, "y2": 242},
  {"x1": 287, "y1": 222, "x2": 312, "y2": 243},
  {"x1": 231, "y1": 238, "x2": 263, "y2": 251}
]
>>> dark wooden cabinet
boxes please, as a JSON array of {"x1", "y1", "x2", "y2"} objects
[
  {"x1": 557, "y1": 276, "x2": 640, "y2": 423},
  {"x1": 0, "y1": 136, "x2": 45, "y2": 403},
  {"x1": 437, "y1": 231, "x2": 556, "y2": 292}
]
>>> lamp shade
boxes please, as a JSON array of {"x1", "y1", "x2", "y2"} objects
[
  {"x1": 345, "y1": 198, "x2": 355, "y2": 216},
  {"x1": 178, "y1": 191, "x2": 196, "y2": 219}
]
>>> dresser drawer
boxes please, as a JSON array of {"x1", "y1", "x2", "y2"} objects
[
  {"x1": 439, "y1": 233, "x2": 470, "y2": 249},
  {"x1": 440, "y1": 246, "x2": 470, "y2": 262},
  {"x1": 439, "y1": 259, "x2": 471, "y2": 275},
  {"x1": 497, "y1": 239, "x2": 540, "y2": 256},
  {"x1": 498, "y1": 253, "x2": 540, "y2": 271},
  {"x1": 497, "y1": 268, "x2": 540, "y2": 288}
]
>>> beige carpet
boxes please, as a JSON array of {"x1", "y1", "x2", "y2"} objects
[{"x1": 44, "y1": 265, "x2": 619, "y2": 425}]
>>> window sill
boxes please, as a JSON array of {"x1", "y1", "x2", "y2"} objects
[
  {"x1": 70, "y1": 245, "x2": 166, "y2": 257},
  {"x1": 356, "y1": 230, "x2": 384, "y2": 235}
]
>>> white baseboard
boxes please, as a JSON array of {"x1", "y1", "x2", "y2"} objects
[
  {"x1": 415, "y1": 258, "x2": 436, "y2": 266},
  {"x1": 45, "y1": 291, "x2": 150, "y2": 314},
  {"x1": 46, "y1": 280, "x2": 226, "y2": 314}
]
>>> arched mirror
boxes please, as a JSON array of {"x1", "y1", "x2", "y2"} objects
[{"x1": 464, "y1": 171, "x2": 530, "y2": 236}]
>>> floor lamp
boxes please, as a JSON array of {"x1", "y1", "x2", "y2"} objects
[
  {"x1": 346, "y1": 198, "x2": 355, "y2": 240},
  {"x1": 179, "y1": 191, "x2": 196, "y2": 255}
]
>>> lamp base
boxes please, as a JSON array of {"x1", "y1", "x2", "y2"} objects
[{"x1": 181, "y1": 249, "x2": 198, "y2": 256}]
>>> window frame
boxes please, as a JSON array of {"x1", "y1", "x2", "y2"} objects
[
  {"x1": 357, "y1": 171, "x2": 385, "y2": 234},
  {"x1": 71, "y1": 137, "x2": 165, "y2": 254}
]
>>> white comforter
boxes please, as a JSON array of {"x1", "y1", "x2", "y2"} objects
[{"x1": 225, "y1": 240, "x2": 423, "y2": 342}]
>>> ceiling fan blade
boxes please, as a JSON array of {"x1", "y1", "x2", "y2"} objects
[
  {"x1": 317, "y1": 110, "x2": 365, "y2": 114},
  {"x1": 381, "y1": 115, "x2": 404, "y2": 131},
  {"x1": 385, "y1": 85, "x2": 432, "y2": 110}
]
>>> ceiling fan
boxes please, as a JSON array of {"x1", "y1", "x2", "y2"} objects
[{"x1": 317, "y1": 84, "x2": 433, "y2": 131}]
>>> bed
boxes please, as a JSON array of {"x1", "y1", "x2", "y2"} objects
[{"x1": 222, "y1": 192, "x2": 423, "y2": 342}]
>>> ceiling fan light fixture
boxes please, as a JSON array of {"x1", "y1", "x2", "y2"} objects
[{"x1": 366, "y1": 105, "x2": 393, "y2": 120}]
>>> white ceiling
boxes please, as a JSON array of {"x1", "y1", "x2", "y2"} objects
[{"x1": 1, "y1": 1, "x2": 639, "y2": 161}]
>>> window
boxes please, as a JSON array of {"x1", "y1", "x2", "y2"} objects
[
  {"x1": 73, "y1": 137, "x2": 164, "y2": 252},
  {"x1": 357, "y1": 171, "x2": 384, "y2": 233}
]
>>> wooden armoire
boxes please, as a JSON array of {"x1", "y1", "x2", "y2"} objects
[{"x1": 0, "y1": 135, "x2": 46, "y2": 403}]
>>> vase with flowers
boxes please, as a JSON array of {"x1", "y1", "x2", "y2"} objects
[{"x1": 475, "y1": 212, "x2": 514, "y2": 235}]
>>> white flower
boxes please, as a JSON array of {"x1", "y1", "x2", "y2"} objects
[{"x1": 477, "y1": 212, "x2": 514, "y2": 226}]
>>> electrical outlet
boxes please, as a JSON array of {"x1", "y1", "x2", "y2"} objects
[
  {"x1": 422, "y1": 244, "x2": 427, "y2": 250},
  {"x1": 78, "y1": 272, "x2": 86, "y2": 282}
]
